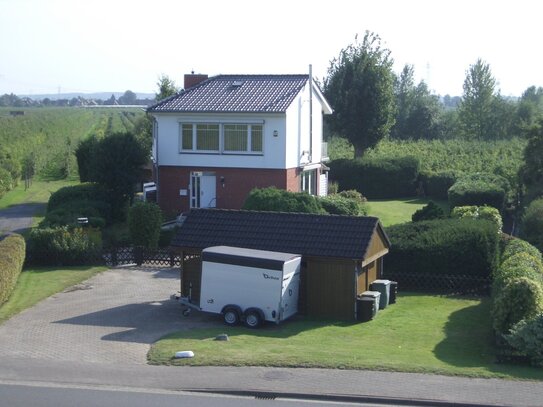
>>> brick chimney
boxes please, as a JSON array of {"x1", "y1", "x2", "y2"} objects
[{"x1": 184, "y1": 73, "x2": 208, "y2": 90}]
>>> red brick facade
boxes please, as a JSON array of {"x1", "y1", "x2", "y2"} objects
[{"x1": 157, "y1": 166, "x2": 309, "y2": 215}]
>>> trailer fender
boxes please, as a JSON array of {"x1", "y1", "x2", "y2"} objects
[{"x1": 221, "y1": 304, "x2": 242, "y2": 316}]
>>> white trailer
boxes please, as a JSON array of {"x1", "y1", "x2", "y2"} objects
[{"x1": 198, "y1": 246, "x2": 301, "y2": 328}]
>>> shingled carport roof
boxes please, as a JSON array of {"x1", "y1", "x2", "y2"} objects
[{"x1": 171, "y1": 209, "x2": 390, "y2": 260}]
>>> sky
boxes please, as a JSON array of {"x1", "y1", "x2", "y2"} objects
[{"x1": 0, "y1": 0, "x2": 542, "y2": 97}]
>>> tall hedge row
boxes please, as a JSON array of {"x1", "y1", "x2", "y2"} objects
[
  {"x1": 328, "y1": 156, "x2": 420, "y2": 199},
  {"x1": 448, "y1": 173, "x2": 509, "y2": 211},
  {"x1": 492, "y1": 238, "x2": 543, "y2": 335},
  {"x1": 0, "y1": 234, "x2": 26, "y2": 305},
  {"x1": 385, "y1": 218, "x2": 499, "y2": 278}
]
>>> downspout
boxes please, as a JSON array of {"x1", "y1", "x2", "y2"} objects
[
  {"x1": 309, "y1": 64, "x2": 313, "y2": 163},
  {"x1": 154, "y1": 117, "x2": 159, "y2": 205},
  {"x1": 354, "y1": 260, "x2": 360, "y2": 320}
]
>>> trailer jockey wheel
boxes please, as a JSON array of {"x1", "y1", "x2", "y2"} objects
[
  {"x1": 244, "y1": 310, "x2": 262, "y2": 329},
  {"x1": 182, "y1": 308, "x2": 191, "y2": 317},
  {"x1": 223, "y1": 307, "x2": 240, "y2": 326}
]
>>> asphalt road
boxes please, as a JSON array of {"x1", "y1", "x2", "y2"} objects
[
  {"x1": 0, "y1": 202, "x2": 44, "y2": 234},
  {"x1": 0, "y1": 383, "x2": 391, "y2": 407}
]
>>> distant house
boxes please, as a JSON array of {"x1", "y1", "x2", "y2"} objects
[
  {"x1": 170, "y1": 209, "x2": 391, "y2": 320},
  {"x1": 147, "y1": 73, "x2": 332, "y2": 214}
]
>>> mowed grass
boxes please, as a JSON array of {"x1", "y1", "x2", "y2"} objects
[
  {"x1": 0, "y1": 266, "x2": 106, "y2": 324},
  {"x1": 367, "y1": 198, "x2": 449, "y2": 227},
  {"x1": 148, "y1": 293, "x2": 543, "y2": 380},
  {"x1": 0, "y1": 177, "x2": 79, "y2": 210}
]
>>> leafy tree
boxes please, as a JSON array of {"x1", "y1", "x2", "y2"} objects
[
  {"x1": 520, "y1": 119, "x2": 543, "y2": 198},
  {"x1": 75, "y1": 136, "x2": 99, "y2": 182},
  {"x1": 118, "y1": 90, "x2": 137, "y2": 105},
  {"x1": 323, "y1": 32, "x2": 396, "y2": 157},
  {"x1": 515, "y1": 86, "x2": 543, "y2": 134},
  {"x1": 391, "y1": 65, "x2": 443, "y2": 140},
  {"x1": 458, "y1": 59, "x2": 500, "y2": 139},
  {"x1": 91, "y1": 132, "x2": 149, "y2": 220},
  {"x1": 156, "y1": 74, "x2": 178, "y2": 101}
]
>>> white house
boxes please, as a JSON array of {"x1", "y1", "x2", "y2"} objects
[{"x1": 147, "y1": 72, "x2": 333, "y2": 215}]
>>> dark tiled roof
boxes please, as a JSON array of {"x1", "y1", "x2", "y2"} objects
[
  {"x1": 171, "y1": 209, "x2": 390, "y2": 260},
  {"x1": 147, "y1": 75, "x2": 308, "y2": 113}
]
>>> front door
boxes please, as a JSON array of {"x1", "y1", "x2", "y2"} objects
[{"x1": 190, "y1": 172, "x2": 216, "y2": 208}]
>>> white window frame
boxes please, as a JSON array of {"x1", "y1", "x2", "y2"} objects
[
  {"x1": 179, "y1": 120, "x2": 264, "y2": 155},
  {"x1": 223, "y1": 123, "x2": 263, "y2": 155}
]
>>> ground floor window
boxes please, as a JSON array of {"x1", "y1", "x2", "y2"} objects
[{"x1": 301, "y1": 169, "x2": 317, "y2": 195}]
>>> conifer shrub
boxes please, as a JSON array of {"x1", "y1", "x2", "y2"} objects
[{"x1": 128, "y1": 201, "x2": 163, "y2": 249}]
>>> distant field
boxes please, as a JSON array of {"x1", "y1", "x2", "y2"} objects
[{"x1": 0, "y1": 107, "x2": 144, "y2": 178}]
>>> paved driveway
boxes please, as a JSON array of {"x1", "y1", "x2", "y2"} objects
[
  {"x1": 0, "y1": 267, "x2": 216, "y2": 365},
  {"x1": 0, "y1": 203, "x2": 44, "y2": 234}
]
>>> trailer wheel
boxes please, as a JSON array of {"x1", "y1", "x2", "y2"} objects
[
  {"x1": 244, "y1": 309, "x2": 262, "y2": 329},
  {"x1": 223, "y1": 308, "x2": 240, "y2": 326}
]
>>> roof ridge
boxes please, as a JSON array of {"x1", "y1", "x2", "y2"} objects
[{"x1": 192, "y1": 208, "x2": 380, "y2": 221}]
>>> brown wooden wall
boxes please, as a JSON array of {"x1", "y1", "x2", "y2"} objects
[
  {"x1": 181, "y1": 253, "x2": 202, "y2": 303},
  {"x1": 305, "y1": 257, "x2": 356, "y2": 320},
  {"x1": 363, "y1": 228, "x2": 389, "y2": 266}
]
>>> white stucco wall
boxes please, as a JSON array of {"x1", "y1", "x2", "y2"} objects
[
  {"x1": 285, "y1": 82, "x2": 326, "y2": 168},
  {"x1": 152, "y1": 113, "x2": 287, "y2": 169},
  {"x1": 152, "y1": 83, "x2": 328, "y2": 171}
]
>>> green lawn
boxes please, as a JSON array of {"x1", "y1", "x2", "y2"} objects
[
  {"x1": 367, "y1": 198, "x2": 449, "y2": 227},
  {"x1": 148, "y1": 293, "x2": 543, "y2": 380},
  {"x1": 0, "y1": 177, "x2": 78, "y2": 210},
  {"x1": 0, "y1": 266, "x2": 106, "y2": 324}
]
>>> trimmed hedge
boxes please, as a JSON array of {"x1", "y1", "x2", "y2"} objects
[
  {"x1": 243, "y1": 187, "x2": 324, "y2": 214},
  {"x1": 501, "y1": 238, "x2": 542, "y2": 263},
  {"x1": 319, "y1": 193, "x2": 368, "y2": 216},
  {"x1": 505, "y1": 314, "x2": 543, "y2": 366},
  {"x1": 328, "y1": 156, "x2": 420, "y2": 199},
  {"x1": 521, "y1": 198, "x2": 543, "y2": 252},
  {"x1": 492, "y1": 277, "x2": 543, "y2": 334},
  {"x1": 411, "y1": 201, "x2": 445, "y2": 222},
  {"x1": 128, "y1": 201, "x2": 163, "y2": 249},
  {"x1": 386, "y1": 218, "x2": 499, "y2": 278},
  {"x1": 0, "y1": 234, "x2": 26, "y2": 305},
  {"x1": 448, "y1": 173, "x2": 509, "y2": 211},
  {"x1": 419, "y1": 170, "x2": 457, "y2": 200},
  {"x1": 27, "y1": 227, "x2": 102, "y2": 266},
  {"x1": 451, "y1": 205, "x2": 503, "y2": 234}
]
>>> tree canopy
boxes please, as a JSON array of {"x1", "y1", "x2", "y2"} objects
[
  {"x1": 156, "y1": 74, "x2": 179, "y2": 101},
  {"x1": 323, "y1": 32, "x2": 396, "y2": 157},
  {"x1": 458, "y1": 59, "x2": 499, "y2": 139}
]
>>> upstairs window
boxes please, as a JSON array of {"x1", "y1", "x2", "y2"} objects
[
  {"x1": 180, "y1": 122, "x2": 263, "y2": 154},
  {"x1": 180, "y1": 123, "x2": 220, "y2": 152},
  {"x1": 224, "y1": 124, "x2": 263, "y2": 153}
]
